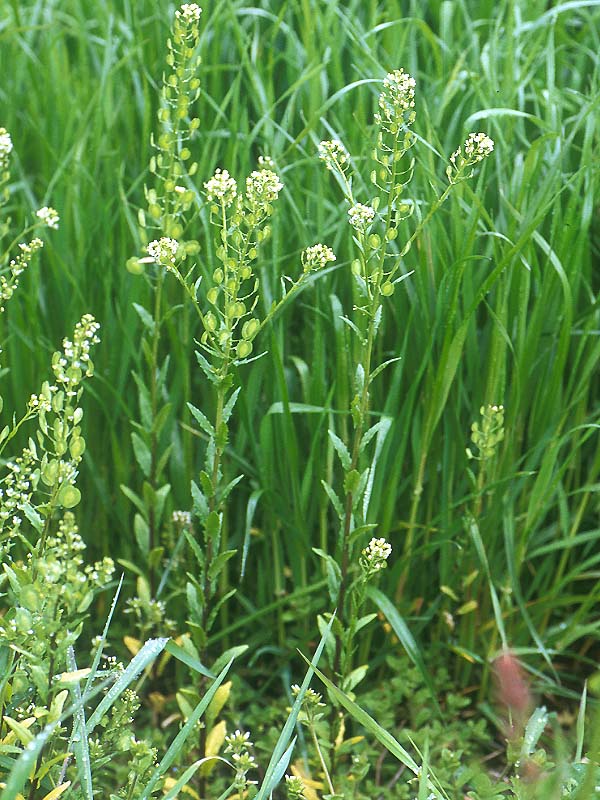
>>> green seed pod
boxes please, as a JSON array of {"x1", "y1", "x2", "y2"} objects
[
  {"x1": 126, "y1": 257, "x2": 144, "y2": 275},
  {"x1": 180, "y1": 147, "x2": 191, "y2": 161},
  {"x1": 237, "y1": 340, "x2": 252, "y2": 358},
  {"x1": 207, "y1": 287, "x2": 219, "y2": 305},
  {"x1": 70, "y1": 437, "x2": 86, "y2": 459},
  {"x1": 149, "y1": 204, "x2": 162, "y2": 220},
  {"x1": 239, "y1": 266, "x2": 252, "y2": 280},
  {"x1": 386, "y1": 227, "x2": 398, "y2": 241},
  {"x1": 368, "y1": 234, "x2": 381, "y2": 248},
  {"x1": 381, "y1": 282, "x2": 395, "y2": 296},
  {"x1": 213, "y1": 268, "x2": 224, "y2": 284},
  {"x1": 185, "y1": 240, "x2": 201, "y2": 255},
  {"x1": 58, "y1": 484, "x2": 81, "y2": 509},
  {"x1": 242, "y1": 318, "x2": 260, "y2": 340},
  {"x1": 204, "y1": 312, "x2": 217, "y2": 332},
  {"x1": 351, "y1": 259, "x2": 362, "y2": 275}
]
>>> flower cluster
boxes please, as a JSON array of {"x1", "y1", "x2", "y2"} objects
[
  {"x1": 348, "y1": 202, "x2": 375, "y2": 231},
  {"x1": 245, "y1": 169, "x2": 283, "y2": 212},
  {"x1": 301, "y1": 243, "x2": 336, "y2": 272},
  {"x1": 360, "y1": 537, "x2": 392, "y2": 577},
  {"x1": 224, "y1": 729, "x2": 257, "y2": 792},
  {"x1": 52, "y1": 314, "x2": 101, "y2": 397},
  {"x1": 36, "y1": 206, "x2": 60, "y2": 230},
  {"x1": 258, "y1": 154, "x2": 275, "y2": 169},
  {"x1": 172, "y1": 509, "x2": 192, "y2": 527},
  {"x1": 317, "y1": 139, "x2": 348, "y2": 171},
  {"x1": 0, "y1": 127, "x2": 13, "y2": 170},
  {"x1": 466, "y1": 404, "x2": 505, "y2": 461},
  {"x1": 285, "y1": 774, "x2": 307, "y2": 799},
  {"x1": 1, "y1": 238, "x2": 44, "y2": 311},
  {"x1": 147, "y1": 237, "x2": 179, "y2": 266},
  {"x1": 464, "y1": 132, "x2": 494, "y2": 162},
  {"x1": 375, "y1": 68, "x2": 416, "y2": 130},
  {"x1": 448, "y1": 132, "x2": 494, "y2": 181},
  {"x1": 0, "y1": 448, "x2": 36, "y2": 537},
  {"x1": 176, "y1": 2, "x2": 202, "y2": 21},
  {"x1": 204, "y1": 168, "x2": 237, "y2": 208}
]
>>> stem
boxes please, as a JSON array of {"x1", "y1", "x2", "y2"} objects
[
  {"x1": 311, "y1": 724, "x2": 336, "y2": 796},
  {"x1": 147, "y1": 269, "x2": 165, "y2": 595}
]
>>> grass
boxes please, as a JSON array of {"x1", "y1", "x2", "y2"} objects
[{"x1": 0, "y1": 0, "x2": 599, "y2": 796}]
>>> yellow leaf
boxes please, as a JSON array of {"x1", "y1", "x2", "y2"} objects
[
  {"x1": 41, "y1": 782, "x2": 71, "y2": 800},
  {"x1": 290, "y1": 762, "x2": 322, "y2": 800},
  {"x1": 199, "y1": 720, "x2": 227, "y2": 777},
  {"x1": 0, "y1": 786, "x2": 24, "y2": 800},
  {"x1": 56, "y1": 669, "x2": 91, "y2": 683},
  {"x1": 457, "y1": 600, "x2": 478, "y2": 615},
  {"x1": 205, "y1": 681, "x2": 231, "y2": 729},
  {"x1": 3, "y1": 716, "x2": 35, "y2": 746},
  {"x1": 163, "y1": 776, "x2": 199, "y2": 798},
  {"x1": 124, "y1": 635, "x2": 142, "y2": 655},
  {"x1": 205, "y1": 720, "x2": 227, "y2": 758}
]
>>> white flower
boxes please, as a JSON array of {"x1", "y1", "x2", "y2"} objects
[
  {"x1": 360, "y1": 537, "x2": 392, "y2": 574},
  {"x1": 147, "y1": 237, "x2": 179, "y2": 265},
  {"x1": 375, "y1": 69, "x2": 416, "y2": 129},
  {"x1": 176, "y1": 3, "x2": 202, "y2": 21},
  {"x1": 449, "y1": 132, "x2": 494, "y2": 177},
  {"x1": 318, "y1": 139, "x2": 348, "y2": 171},
  {"x1": 36, "y1": 206, "x2": 60, "y2": 230},
  {"x1": 172, "y1": 510, "x2": 192, "y2": 527},
  {"x1": 464, "y1": 132, "x2": 494, "y2": 161},
  {"x1": 204, "y1": 168, "x2": 237, "y2": 207},
  {"x1": 301, "y1": 243, "x2": 336, "y2": 272},
  {"x1": 348, "y1": 202, "x2": 375, "y2": 230},
  {"x1": 245, "y1": 169, "x2": 283, "y2": 212},
  {"x1": 0, "y1": 127, "x2": 13, "y2": 162}
]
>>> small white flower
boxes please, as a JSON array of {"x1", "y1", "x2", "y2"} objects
[
  {"x1": 36, "y1": 206, "x2": 60, "y2": 230},
  {"x1": 172, "y1": 510, "x2": 192, "y2": 527},
  {"x1": 147, "y1": 237, "x2": 179, "y2": 265},
  {"x1": 360, "y1": 537, "x2": 392, "y2": 574},
  {"x1": 301, "y1": 243, "x2": 336, "y2": 272},
  {"x1": 0, "y1": 127, "x2": 13, "y2": 161},
  {"x1": 375, "y1": 69, "x2": 416, "y2": 129},
  {"x1": 204, "y1": 168, "x2": 237, "y2": 207},
  {"x1": 176, "y1": 3, "x2": 202, "y2": 21},
  {"x1": 464, "y1": 132, "x2": 494, "y2": 161},
  {"x1": 348, "y1": 202, "x2": 375, "y2": 230},
  {"x1": 244, "y1": 169, "x2": 283, "y2": 215},
  {"x1": 318, "y1": 139, "x2": 348, "y2": 171},
  {"x1": 449, "y1": 132, "x2": 494, "y2": 179}
]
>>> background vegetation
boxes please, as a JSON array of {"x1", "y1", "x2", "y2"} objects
[{"x1": 1, "y1": 0, "x2": 599, "y2": 797}]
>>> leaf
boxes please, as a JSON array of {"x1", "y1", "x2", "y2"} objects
[
  {"x1": 165, "y1": 640, "x2": 214, "y2": 679},
  {"x1": 321, "y1": 480, "x2": 344, "y2": 521},
  {"x1": 241, "y1": 489, "x2": 263, "y2": 578},
  {"x1": 328, "y1": 430, "x2": 351, "y2": 471},
  {"x1": 132, "y1": 302, "x2": 156, "y2": 334},
  {"x1": 138, "y1": 660, "x2": 234, "y2": 800},
  {"x1": 312, "y1": 549, "x2": 342, "y2": 603},
  {"x1": 367, "y1": 587, "x2": 441, "y2": 716},
  {"x1": 254, "y1": 615, "x2": 335, "y2": 800},
  {"x1": 222, "y1": 387, "x2": 241, "y2": 424},
  {"x1": 87, "y1": 639, "x2": 168, "y2": 735},
  {"x1": 297, "y1": 656, "x2": 424, "y2": 778},
  {"x1": 188, "y1": 403, "x2": 215, "y2": 437},
  {"x1": 131, "y1": 433, "x2": 151, "y2": 477}
]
